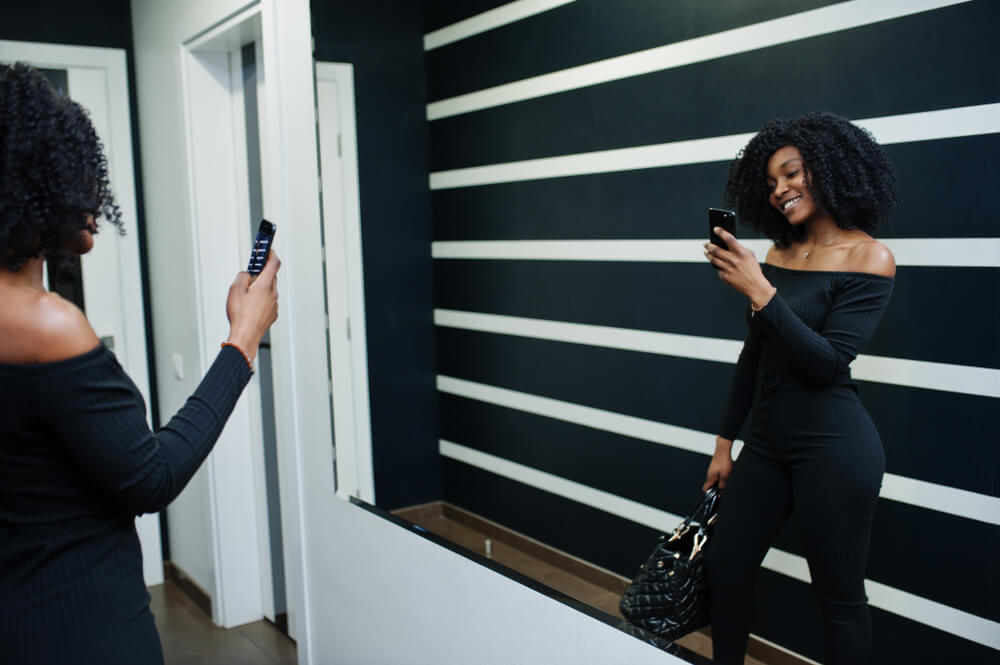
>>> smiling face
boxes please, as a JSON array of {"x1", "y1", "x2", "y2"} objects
[{"x1": 766, "y1": 145, "x2": 820, "y2": 226}]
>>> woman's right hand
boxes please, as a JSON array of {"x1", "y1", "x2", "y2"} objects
[
  {"x1": 703, "y1": 436, "x2": 734, "y2": 491},
  {"x1": 225, "y1": 251, "x2": 281, "y2": 362}
]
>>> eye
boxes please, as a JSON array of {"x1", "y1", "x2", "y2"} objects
[{"x1": 786, "y1": 169, "x2": 800, "y2": 178}]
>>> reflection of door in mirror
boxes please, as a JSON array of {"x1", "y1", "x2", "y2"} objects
[{"x1": 315, "y1": 61, "x2": 374, "y2": 504}]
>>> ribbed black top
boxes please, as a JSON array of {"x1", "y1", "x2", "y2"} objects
[
  {"x1": 719, "y1": 265, "x2": 894, "y2": 440},
  {"x1": 0, "y1": 344, "x2": 252, "y2": 664}
]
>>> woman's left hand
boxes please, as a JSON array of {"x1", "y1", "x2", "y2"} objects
[{"x1": 704, "y1": 228, "x2": 774, "y2": 307}]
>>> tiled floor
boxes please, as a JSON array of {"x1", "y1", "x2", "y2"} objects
[{"x1": 149, "y1": 581, "x2": 296, "y2": 665}]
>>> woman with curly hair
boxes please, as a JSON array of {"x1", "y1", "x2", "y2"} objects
[
  {"x1": 0, "y1": 62, "x2": 280, "y2": 664},
  {"x1": 701, "y1": 112, "x2": 897, "y2": 664}
]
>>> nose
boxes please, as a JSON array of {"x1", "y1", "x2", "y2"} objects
[{"x1": 772, "y1": 177, "x2": 788, "y2": 198}]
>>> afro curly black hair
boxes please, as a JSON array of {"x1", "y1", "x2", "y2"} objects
[
  {"x1": 0, "y1": 62, "x2": 122, "y2": 273},
  {"x1": 724, "y1": 112, "x2": 897, "y2": 248}
]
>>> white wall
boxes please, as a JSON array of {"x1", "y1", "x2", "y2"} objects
[
  {"x1": 308, "y1": 497, "x2": 685, "y2": 665},
  {"x1": 129, "y1": 0, "x2": 331, "y2": 636},
  {"x1": 132, "y1": 0, "x2": 282, "y2": 625},
  {"x1": 129, "y1": 0, "x2": 264, "y2": 616}
]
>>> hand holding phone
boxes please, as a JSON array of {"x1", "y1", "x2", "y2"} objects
[
  {"x1": 228, "y1": 223, "x2": 280, "y2": 362},
  {"x1": 248, "y1": 219, "x2": 277, "y2": 276},
  {"x1": 708, "y1": 208, "x2": 735, "y2": 251}
]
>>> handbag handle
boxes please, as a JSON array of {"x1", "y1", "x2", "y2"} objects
[{"x1": 667, "y1": 486, "x2": 720, "y2": 544}]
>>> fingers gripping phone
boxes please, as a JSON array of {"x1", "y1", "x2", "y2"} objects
[
  {"x1": 248, "y1": 219, "x2": 276, "y2": 276},
  {"x1": 708, "y1": 208, "x2": 736, "y2": 251}
]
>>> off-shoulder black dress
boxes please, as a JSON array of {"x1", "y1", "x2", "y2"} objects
[
  {"x1": 705, "y1": 265, "x2": 894, "y2": 665},
  {"x1": 0, "y1": 344, "x2": 252, "y2": 665}
]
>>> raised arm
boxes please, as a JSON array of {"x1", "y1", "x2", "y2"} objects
[
  {"x1": 705, "y1": 229, "x2": 894, "y2": 385},
  {"x1": 36, "y1": 253, "x2": 280, "y2": 514},
  {"x1": 37, "y1": 345, "x2": 252, "y2": 514},
  {"x1": 749, "y1": 275, "x2": 893, "y2": 385}
]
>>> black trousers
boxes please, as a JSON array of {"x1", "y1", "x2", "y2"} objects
[{"x1": 705, "y1": 438, "x2": 884, "y2": 665}]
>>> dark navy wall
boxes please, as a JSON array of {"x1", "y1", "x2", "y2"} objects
[
  {"x1": 3, "y1": 0, "x2": 134, "y2": 49},
  {"x1": 311, "y1": 1, "x2": 441, "y2": 510},
  {"x1": 427, "y1": 1, "x2": 999, "y2": 663}
]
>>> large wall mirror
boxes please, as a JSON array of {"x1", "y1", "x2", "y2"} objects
[{"x1": 307, "y1": 1, "x2": 1000, "y2": 664}]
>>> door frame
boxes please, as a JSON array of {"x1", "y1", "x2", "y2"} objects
[
  {"x1": 178, "y1": 7, "x2": 273, "y2": 629},
  {"x1": 0, "y1": 39, "x2": 160, "y2": 586},
  {"x1": 175, "y1": 1, "x2": 342, "y2": 642}
]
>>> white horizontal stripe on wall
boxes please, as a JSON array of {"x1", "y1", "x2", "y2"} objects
[
  {"x1": 437, "y1": 374, "x2": 1000, "y2": 526},
  {"x1": 433, "y1": 239, "x2": 772, "y2": 263},
  {"x1": 424, "y1": 0, "x2": 577, "y2": 52},
  {"x1": 429, "y1": 104, "x2": 1000, "y2": 189},
  {"x1": 436, "y1": 308, "x2": 743, "y2": 365},
  {"x1": 438, "y1": 374, "x2": 718, "y2": 457},
  {"x1": 441, "y1": 439, "x2": 681, "y2": 533},
  {"x1": 881, "y1": 238, "x2": 1000, "y2": 268},
  {"x1": 851, "y1": 355, "x2": 999, "y2": 400},
  {"x1": 431, "y1": 130, "x2": 753, "y2": 189},
  {"x1": 426, "y1": 0, "x2": 970, "y2": 120},
  {"x1": 432, "y1": 238, "x2": 1000, "y2": 269},
  {"x1": 879, "y1": 474, "x2": 1000, "y2": 527},
  {"x1": 441, "y1": 439, "x2": 1000, "y2": 650},
  {"x1": 434, "y1": 309, "x2": 1000, "y2": 399}
]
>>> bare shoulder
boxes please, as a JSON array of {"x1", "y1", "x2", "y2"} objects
[
  {"x1": 28, "y1": 293, "x2": 101, "y2": 362},
  {"x1": 847, "y1": 239, "x2": 896, "y2": 278},
  {"x1": 764, "y1": 244, "x2": 785, "y2": 267}
]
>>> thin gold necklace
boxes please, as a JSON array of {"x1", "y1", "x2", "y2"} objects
[{"x1": 803, "y1": 231, "x2": 840, "y2": 259}]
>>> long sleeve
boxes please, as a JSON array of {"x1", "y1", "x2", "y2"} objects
[
  {"x1": 749, "y1": 275, "x2": 893, "y2": 385},
  {"x1": 35, "y1": 345, "x2": 253, "y2": 515},
  {"x1": 718, "y1": 323, "x2": 761, "y2": 440}
]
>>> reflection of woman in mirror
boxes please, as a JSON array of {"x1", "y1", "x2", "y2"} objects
[
  {"x1": 0, "y1": 62, "x2": 280, "y2": 664},
  {"x1": 701, "y1": 112, "x2": 897, "y2": 665}
]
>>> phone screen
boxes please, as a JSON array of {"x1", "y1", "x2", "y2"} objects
[
  {"x1": 248, "y1": 219, "x2": 277, "y2": 275},
  {"x1": 708, "y1": 208, "x2": 735, "y2": 251}
]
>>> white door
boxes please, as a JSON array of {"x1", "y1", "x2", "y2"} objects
[
  {"x1": 315, "y1": 62, "x2": 375, "y2": 502},
  {"x1": 0, "y1": 41, "x2": 161, "y2": 586}
]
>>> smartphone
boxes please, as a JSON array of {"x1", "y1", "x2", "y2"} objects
[
  {"x1": 247, "y1": 219, "x2": 277, "y2": 276},
  {"x1": 708, "y1": 208, "x2": 736, "y2": 251}
]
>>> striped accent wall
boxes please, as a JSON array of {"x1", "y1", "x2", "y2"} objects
[{"x1": 425, "y1": 1, "x2": 1000, "y2": 663}]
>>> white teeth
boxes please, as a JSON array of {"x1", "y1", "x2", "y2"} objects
[{"x1": 782, "y1": 196, "x2": 801, "y2": 211}]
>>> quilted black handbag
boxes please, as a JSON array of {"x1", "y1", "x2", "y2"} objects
[{"x1": 619, "y1": 487, "x2": 720, "y2": 641}]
